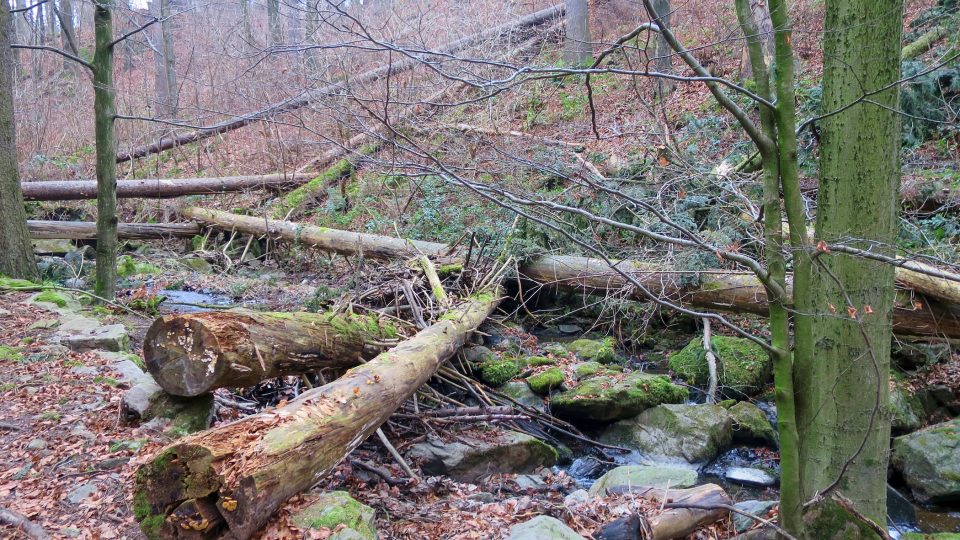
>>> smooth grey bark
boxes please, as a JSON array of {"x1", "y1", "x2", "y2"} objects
[
  {"x1": 564, "y1": 0, "x2": 592, "y2": 65},
  {"x1": 55, "y1": 0, "x2": 79, "y2": 72},
  {"x1": 267, "y1": 0, "x2": 281, "y2": 46},
  {"x1": 159, "y1": 0, "x2": 177, "y2": 114},
  {"x1": 93, "y1": 0, "x2": 118, "y2": 300},
  {"x1": 0, "y1": 2, "x2": 39, "y2": 280},
  {"x1": 651, "y1": 0, "x2": 674, "y2": 98}
]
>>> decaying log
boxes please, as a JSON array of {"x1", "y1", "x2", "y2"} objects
[
  {"x1": 116, "y1": 5, "x2": 564, "y2": 163},
  {"x1": 0, "y1": 506, "x2": 50, "y2": 540},
  {"x1": 182, "y1": 207, "x2": 960, "y2": 338},
  {"x1": 607, "y1": 483, "x2": 732, "y2": 540},
  {"x1": 28, "y1": 220, "x2": 201, "y2": 240},
  {"x1": 20, "y1": 174, "x2": 313, "y2": 201},
  {"x1": 143, "y1": 310, "x2": 399, "y2": 396},
  {"x1": 133, "y1": 289, "x2": 501, "y2": 539}
]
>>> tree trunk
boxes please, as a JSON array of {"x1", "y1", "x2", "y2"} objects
[
  {"x1": 182, "y1": 207, "x2": 960, "y2": 338},
  {"x1": 27, "y1": 220, "x2": 201, "y2": 239},
  {"x1": 133, "y1": 290, "x2": 501, "y2": 540},
  {"x1": 56, "y1": 0, "x2": 78, "y2": 68},
  {"x1": 266, "y1": 0, "x2": 280, "y2": 46},
  {"x1": 92, "y1": 0, "x2": 118, "y2": 300},
  {"x1": 159, "y1": 0, "x2": 176, "y2": 114},
  {"x1": 20, "y1": 173, "x2": 314, "y2": 201},
  {"x1": 143, "y1": 309, "x2": 398, "y2": 396},
  {"x1": 796, "y1": 0, "x2": 904, "y2": 523},
  {"x1": 563, "y1": 0, "x2": 591, "y2": 65},
  {"x1": 651, "y1": 0, "x2": 674, "y2": 98},
  {"x1": 0, "y1": 1, "x2": 39, "y2": 281}
]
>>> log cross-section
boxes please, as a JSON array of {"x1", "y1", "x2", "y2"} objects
[{"x1": 133, "y1": 289, "x2": 502, "y2": 539}]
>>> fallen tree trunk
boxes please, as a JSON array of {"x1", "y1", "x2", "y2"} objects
[
  {"x1": 182, "y1": 207, "x2": 960, "y2": 338},
  {"x1": 116, "y1": 5, "x2": 564, "y2": 163},
  {"x1": 20, "y1": 173, "x2": 313, "y2": 201},
  {"x1": 143, "y1": 310, "x2": 399, "y2": 396},
  {"x1": 28, "y1": 220, "x2": 201, "y2": 240},
  {"x1": 608, "y1": 483, "x2": 732, "y2": 540},
  {"x1": 133, "y1": 289, "x2": 501, "y2": 539}
]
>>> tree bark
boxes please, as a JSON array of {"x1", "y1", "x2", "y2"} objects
[
  {"x1": 0, "y1": 2, "x2": 39, "y2": 281},
  {"x1": 181, "y1": 207, "x2": 960, "y2": 338},
  {"x1": 133, "y1": 290, "x2": 501, "y2": 540},
  {"x1": 158, "y1": 0, "x2": 176, "y2": 114},
  {"x1": 143, "y1": 309, "x2": 398, "y2": 396},
  {"x1": 93, "y1": 0, "x2": 118, "y2": 300},
  {"x1": 563, "y1": 0, "x2": 591, "y2": 65},
  {"x1": 20, "y1": 173, "x2": 314, "y2": 201},
  {"x1": 267, "y1": 0, "x2": 281, "y2": 46},
  {"x1": 796, "y1": 0, "x2": 904, "y2": 523},
  {"x1": 115, "y1": 5, "x2": 565, "y2": 163},
  {"x1": 55, "y1": 0, "x2": 78, "y2": 71},
  {"x1": 27, "y1": 220, "x2": 201, "y2": 239}
]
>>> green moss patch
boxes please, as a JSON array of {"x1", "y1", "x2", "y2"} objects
[
  {"x1": 567, "y1": 337, "x2": 618, "y2": 363},
  {"x1": 668, "y1": 336, "x2": 771, "y2": 397},
  {"x1": 34, "y1": 290, "x2": 68, "y2": 308},
  {"x1": 526, "y1": 368, "x2": 565, "y2": 395},
  {"x1": 552, "y1": 372, "x2": 689, "y2": 423},
  {"x1": 292, "y1": 491, "x2": 377, "y2": 539},
  {"x1": 0, "y1": 345, "x2": 23, "y2": 362},
  {"x1": 479, "y1": 359, "x2": 521, "y2": 387},
  {"x1": 525, "y1": 356, "x2": 556, "y2": 367}
]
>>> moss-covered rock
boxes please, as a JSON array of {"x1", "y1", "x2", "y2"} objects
[
  {"x1": 406, "y1": 431, "x2": 557, "y2": 482},
  {"x1": 500, "y1": 381, "x2": 545, "y2": 410},
  {"x1": 507, "y1": 516, "x2": 585, "y2": 540},
  {"x1": 35, "y1": 290, "x2": 69, "y2": 308},
  {"x1": 551, "y1": 372, "x2": 688, "y2": 423},
  {"x1": 117, "y1": 255, "x2": 161, "y2": 278},
  {"x1": 567, "y1": 337, "x2": 617, "y2": 364},
  {"x1": 292, "y1": 491, "x2": 377, "y2": 540},
  {"x1": 525, "y1": 355, "x2": 556, "y2": 367},
  {"x1": 891, "y1": 418, "x2": 960, "y2": 502},
  {"x1": 526, "y1": 368, "x2": 565, "y2": 395},
  {"x1": 0, "y1": 276, "x2": 37, "y2": 288},
  {"x1": 541, "y1": 342, "x2": 568, "y2": 357},
  {"x1": 901, "y1": 534, "x2": 960, "y2": 540},
  {"x1": 463, "y1": 345, "x2": 497, "y2": 364},
  {"x1": 0, "y1": 345, "x2": 23, "y2": 362},
  {"x1": 588, "y1": 465, "x2": 697, "y2": 495},
  {"x1": 478, "y1": 359, "x2": 521, "y2": 387},
  {"x1": 668, "y1": 336, "x2": 771, "y2": 397},
  {"x1": 599, "y1": 404, "x2": 734, "y2": 463},
  {"x1": 890, "y1": 379, "x2": 925, "y2": 434},
  {"x1": 802, "y1": 498, "x2": 883, "y2": 540},
  {"x1": 572, "y1": 361, "x2": 622, "y2": 380},
  {"x1": 728, "y1": 401, "x2": 778, "y2": 447}
]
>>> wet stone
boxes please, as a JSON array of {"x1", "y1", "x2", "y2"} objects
[{"x1": 724, "y1": 467, "x2": 777, "y2": 487}]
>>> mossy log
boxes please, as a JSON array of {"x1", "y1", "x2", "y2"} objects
[
  {"x1": 272, "y1": 145, "x2": 377, "y2": 220},
  {"x1": 182, "y1": 208, "x2": 960, "y2": 338},
  {"x1": 28, "y1": 220, "x2": 201, "y2": 240},
  {"x1": 144, "y1": 310, "x2": 398, "y2": 396},
  {"x1": 20, "y1": 174, "x2": 313, "y2": 201},
  {"x1": 133, "y1": 290, "x2": 501, "y2": 539}
]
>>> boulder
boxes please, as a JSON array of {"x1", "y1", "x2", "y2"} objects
[
  {"x1": 732, "y1": 500, "x2": 777, "y2": 533},
  {"x1": 588, "y1": 465, "x2": 697, "y2": 495},
  {"x1": 291, "y1": 491, "x2": 377, "y2": 540},
  {"x1": 121, "y1": 379, "x2": 214, "y2": 436},
  {"x1": 803, "y1": 498, "x2": 883, "y2": 540},
  {"x1": 551, "y1": 372, "x2": 688, "y2": 423},
  {"x1": 63, "y1": 324, "x2": 129, "y2": 353},
  {"x1": 507, "y1": 516, "x2": 585, "y2": 540},
  {"x1": 728, "y1": 401, "x2": 778, "y2": 447},
  {"x1": 599, "y1": 404, "x2": 734, "y2": 463},
  {"x1": 724, "y1": 467, "x2": 777, "y2": 487},
  {"x1": 526, "y1": 368, "x2": 565, "y2": 395},
  {"x1": 463, "y1": 345, "x2": 497, "y2": 364},
  {"x1": 668, "y1": 336, "x2": 772, "y2": 397},
  {"x1": 890, "y1": 380, "x2": 925, "y2": 434},
  {"x1": 892, "y1": 340, "x2": 952, "y2": 369},
  {"x1": 406, "y1": 431, "x2": 557, "y2": 482},
  {"x1": 566, "y1": 338, "x2": 617, "y2": 364},
  {"x1": 891, "y1": 418, "x2": 960, "y2": 502},
  {"x1": 476, "y1": 358, "x2": 521, "y2": 387},
  {"x1": 500, "y1": 381, "x2": 544, "y2": 410},
  {"x1": 572, "y1": 361, "x2": 621, "y2": 380}
]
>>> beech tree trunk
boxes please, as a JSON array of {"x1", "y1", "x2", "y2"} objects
[
  {"x1": 0, "y1": 2, "x2": 39, "y2": 281},
  {"x1": 20, "y1": 173, "x2": 313, "y2": 201},
  {"x1": 143, "y1": 310, "x2": 397, "y2": 396},
  {"x1": 133, "y1": 290, "x2": 501, "y2": 540},
  {"x1": 27, "y1": 220, "x2": 200, "y2": 239},
  {"x1": 182, "y1": 207, "x2": 960, "y2": 339},
  {"x1": 563, "y1": 0, "x2": 591, "y2": 65}
]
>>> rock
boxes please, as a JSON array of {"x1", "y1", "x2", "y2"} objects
[
  {"x1": 33, "y1": 239, "x2": 75, "y2": 254},
  {"x1": 102, "y1": 353, "x2": 151, "y2": 385},
  {"x1": 724, "y1": 467, "x2": 777, "y2": 487},
  {"x1": 526, "y1": 368, "x2": 565, "y2": 395},
  {"x1": 890, "y1": 380, "x2": 925, "y2": 434},
  {"x1": 567, "y1": 338, "x2": 617, "y2": 363},
  {"x1": 597, "y1": 514, "x2": 641, "y2": 540},
  {"x1": 588, "y1": 465, "x2": 697, "y2": 495},
  {"x1": 121, "y1": 379, "x2": 214, "y2": 436},
  {"x1": 567, "y1": 457, "x2": 604, "y2": 480},
  {"x1": 499, "y1": 381, "x2": 544, "y2": 410},
  {"x1": 525, "y1": 355, "x2": 557, "y2": 367},
  {"x1": 69, "y1": 365, "x2": 100, "y2": 376},
  {"x1": 27, "y1": 438, "x2": 46, "y2": 450},
  {"x1": 507, "y1": 516, "x2": 585, "y2": 540},
  {"x1": 599, "y1": 404, "x2": 734, "y2": 464},
  {"x1": 668, "y1": 336, "x2": 772, "y2": 397},
  {"x1": 463, "y1": 345, "x2": 497, "y2": 364},
  {"x1": 63, "y1": 277, "x2": 86, "y2": 289},
  {"x1": 572, "y1": 361, "x2": 622, "y2": 380},
  {"x1": 914, "y1": 384, "x2": 958, "y2": 418},
  {"x1": 98, "y1": 457, "x2": 130, "y2": 470},
  {"x1": 406, "y1": 431, "x2": 557, "y2": 482},
  {"x1": 891, "y1": 418, "x2": 960, "y2": 502},
  {"x1": 563, "y1": 489, "x2": 591, "y2": 507},
  {"x1": 182, "y1": 257, "x2": 213, "y2": 272},
  {"x1": 551, "y1": 372, "x2": 688, "y2": 423},
  {"x1": 892, "y1": 340, "x2": 953, "y2": 369},
  {"x1": 291, "y1": 491, "x2": 377, "y2": 540},
  {"x1": 728, "y1": 401, "x2": 778, "y2": 447},
  {"x1": 69, "y1": 425, "x2": 96, "y2": 441},
  {"x1": 28, "y1": 318, "x2": 59, "y2": 330},
  {"x1": 60, "y1": 528, "x2": 81, "y2": 538},
  {"x1": 803, "y1": 498, "x2": 884, "y2": 540},
  {"x1": 29, "y1": 290, "x2": 80, "y2": 312},
  {"x1": 558, "y1": 324, "x2": 583, "y2": 335},
  {"x1": 66, "y1": 482, "x2": 97, "y2": 504},
  {"x1": 57, "y1": 315, "x2": 101, "y2": 334},
  {"x1": 64, "y1": 324, "x2": 129, "y2": 353},
  {"x1": 468, "y1": 492, "x2": 496, "y2": 503},
  {"x1": 515, "y1": 474, "x2": 547, "y2": 491},
  {"x1": 477, "y1": 358, "x2": 521, "y2": 387},
  {"x1": 541, "y1": 343, "x2": 568, "y2": 356},
  {"x1": 732, "y1": 500, "x2": 777, "y2": 533},
  {"x1": 901, "y1": 534, "x2": 960, "y2": 540},
  {"x1": 886, "y1": 484, "x2": 917, "y2": 527}
]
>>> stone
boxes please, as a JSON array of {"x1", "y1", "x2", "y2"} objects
[
  {"x1": 525, "y1": 355, "x2": 557, "y2": 367},
  {"x1": 477, "y1": 358, "x2": 522, "y2": 387},
  {"x1": 589, "y1": 465, "x2": 697, "y2": 495},
  {"x1": 69, "y1": 425, "x2": 96, "y2": 441},
  {"x1": 724, "y1": 467, "x2": 777, "y2": 487},
  {"x1": 69, "y1": 366, "x2": 100, "y2": 376},
  {"x1": 121, "y1": 379, "x2": 214, "y2": 436},
  {"x1": 886, "y1": 484, "x2": 917, "y2": 527},
  {"x1": 558, "y1": 324, "x2": 583, "y2": 335},
  {"x1": 507, "y1": 516, "x2": 585, "y2": 540},
  {"x1": 66, "y1": 483, "x2": 97, "y2": 504},
  {"x1": 728, "y1": 401, "x2": 778, "y2": 447},
  {"x1": 56, "y1": 316, "x2": 101, "y2": 334},
  {"x1": 103, "y1": 354, "x2": 151, "y2": 385},
  {"x1": 572, "y1": 361, "x2": 622, "y2": 380},
  {"x1": 33, "y1": 239, "x2": 75, "y2": 254},
  {"x1": 63, "y1": 278, "x2": 86, "y2": 289},
  {"x1": 732, "y1": 500, "x2": 777, "y2": 533},
  {"x1": 499, "y1": 381, "x2": 544, "y2": 411},
  {"x1": 551, "y1": 372, "x2": 688, "y2": 423},
  {"x1": 64, "y1": 324, "x2": 129, "y2": 353},
  {"x1": 27, "y1": 438, "x2": 46, "y2": 450},
  {"x1": 563, "y1": 489, "x2": 591, "y2": 507},
  {"x1": 597, "y1": 514, "x2": 641, "y2": 540},
  {"x1": 291, "y1": 491, "x2": 377, "y2": 540},
  {"x1": 182, "y1": 257, "x2": 213, "y2": 272},
  {"x1": 406, "y1": 431, "x2": 558, "y2": 482},
  {"x1": 98, "y1": 457, "x2": 130, "y2": 470},
  {"x1": 28, "y1": 318, "x2": 60, "y2": 330},
  {"x1": 567, "y1": 338, "x2": 617, "y2": 363},
  {"x1": 891, "y1": 418, "x2": 960, "y2": 502},
  {"x1": 668, "y1": 336, "x2": 772, "y2": 397},
  {"x1": 803, "y1": 498, "x2": 884, "y2": 540},
  {"x1": 599, "y1": 404, "x2": 734, "y2": 464},
  {"x1": 892, "y1": 341, "x2": 953, "y2": 369},
  {"x1": 890, "y1": 380, "x2": 925, "y2": 434},
  {"x1": 514, "y1": 474, "x2": 547, "y2": 490},
  {"x1": 526, "y1": 368, "x2": 565, "y2": 395},
  {"x1": 28, "y1": 290, "x2": 81, "y2": 312},
  {"x1": 541, "y1": 343, "x2": 568, "y2": 357},
  {"x1": 901, "y1": 534, "x2": 960, "y2": 540}
]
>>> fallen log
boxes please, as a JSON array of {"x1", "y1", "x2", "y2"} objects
[
  {"x1": 143, "y1": 310, "x2": 400, "y2": 396},
  {"x1": 607, "y1": 483, "x2": 732, "y2": 540},
  {"x1": 133, "y1": 289, "x2": 501, "y2": 539},
  {"x1": 181, "y1": 207, "x2": 960, "y2": 338},
  {"x1": 116, "y1": 5, "x2": 564, "y2": 163},
  {"x1": 28, "y1": 220, "x2": 201, "y2": 240},
  {"x1": 20, "y1": 173, "x2": 314, "y2": 201}
]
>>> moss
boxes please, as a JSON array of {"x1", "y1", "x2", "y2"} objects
[
  {"x1": 728, "y1": 401, "x2": 778, "y2": 447},
  {"x1": 668, "y1": 336, "x2": 771, "y2": 397},
  {"x1": 718, "y1": 399, "x2": 737, "y2": 409},
  {"x1": 526, "y1": 368, "x2": 565, "y2": 395},
  {"x1": 567, "y1": 337, "x2": 618, "y2": 363},
  {"x1": 525, "y1": 356, "x2": 556, "y2": 367},
  {"x1": 552, "y1": 372, "x2": 689, "y2": 423},
  {"x1": 133, "y1": 489, "x2": 165, "y2": 540},
  {"x1": 901, "y1": 534, "x2": 960, "y2": 540},
  {"x1": 573, "y1": 361, "x2": 622, "y2": 379},
  {"x1": 437, "y1": 264, "x2": 463, "y2": 276},
  {"x1": 117, "y1": 255, "x2": 161, "y2": 278},
  {"x1": 479, "y1": 360, "x2": 520, "y2": 387},
  {"x1": 0, "y1": 276, "x2": 37, "y2": 288},
  {"x1": 34, "y1": 290, "x2": 68, "y2": 307},
  {"x1": 274, "y1": 158, "x2": 357, "y2": 218},
  {"x1": 325, "y1": 312, "x2": 399, "y2": 340},
  {"x1": 0, "y1": 345, "x2": 22, "y2": 362},
  {"x1": 803, "y1": 499, "x2": 882, "y2": 540},
  {"x1": 292, "y1": 491, "x2": 376, "y2": 539}
]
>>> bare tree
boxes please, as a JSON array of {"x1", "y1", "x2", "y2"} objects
[{"x1": 564, "y1": 0, "x2": 591, "y2": 65}]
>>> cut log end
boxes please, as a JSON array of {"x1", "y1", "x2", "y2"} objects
[{"x1": 144, "y1": 314, "x2": 245, "y2": 397}]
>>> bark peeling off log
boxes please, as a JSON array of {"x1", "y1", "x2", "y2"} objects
[{"x1": 134, "y1": 291, "x2": 501, "y2": 539}]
